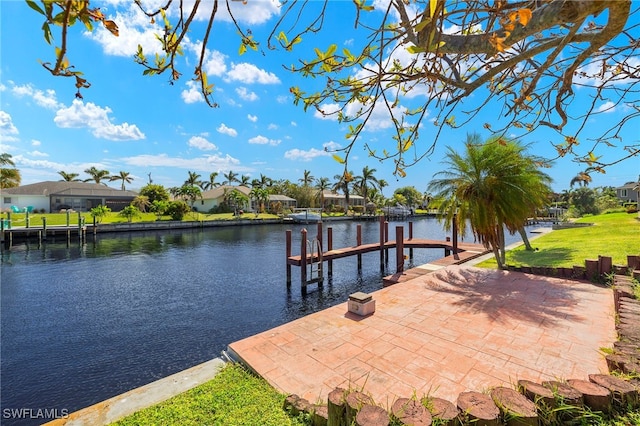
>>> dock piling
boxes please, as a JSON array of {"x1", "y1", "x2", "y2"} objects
[
  {"x1": 357, "y1": 224, "x2": 362, "y2": 272},
  {"x1": 409, "y1": 221, "x2": 414, "y2": 261},
  {"x1": 42, "y1": 217, "x2": 47, "y2": 240},
  {"x1": 327, "y1": 227, "x2": 333, "y2": 277},
  {"x1": 396, "y1": 226, "x2": 404, "y2": 273},
  {"x1": 286, "y1": 230, "x2": 292, "y2": 287},
  {"x1": 379, "y1": 216, "x2": 385, "y2": 272}
]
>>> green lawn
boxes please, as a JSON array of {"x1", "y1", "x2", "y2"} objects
[
  {"x1": 477, "y1": 212, "x2": 640, "y2": 268},
  {"x1": 1, "y1": 211, "x2": 282, "y2": 227},
  {"x1": 112, "y1": 364, "x2": 307, "y2": 426}
]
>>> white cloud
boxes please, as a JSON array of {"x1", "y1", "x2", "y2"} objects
[
  {"x1": 267, "y1": 123, "x2": 278, "y2": 130},
  {"x1": 277, "y1": 95, "x2": 289, "y2": 104},
  {"x1": 11, "y1": 84, "x2": 62, "y2": 109},
  {"x1": 85, "y1": 4, "x2": 164, "y2": 57},
  {"x1": 226, "y1": 63, "x2": 280, "y2": 84},
  {"x1": 182, "y1": 80, "x2": 204, "y2": 104},
  {"x1": 54, "y1": 99, "x2": 145, "y2": 141},
  {"x1": 31, "y1": 140, "x2": 41, "y2": 146},
  {"x1": 291, "y1": 121, "x2": 297, "y2": 127},
  {"x1": 217, "y1": 123, "x2": 238, "y2": 137},
  {"x1": 0, "y1": 110, "x2": 19, "y2": 142},
  {"x1": 188, "y1": 135, "x2": 218, "y2": 151},
  {"x1": 121, "y1": 153, "x2": 249, "y2": 173},
  {"x1": 28, "y1": 150, "x2": 48, "y2": 157},
  {"x1": 314, "y1": 103, "x2": 341, "y2": 120},
  {"x1": 284, "y1": 141, "x2": 340, "y2": 161},
  {"x1": 236, "y1": 87, "x2": 258, "y2": 101},
  {"x1": 596, "y1": 101, "x2": 616, "y2": 114},
  {"x1": 249, "y1": 135, "x2": 280, "y2": 146},
  {"x1": 247, "y1": 114, "x2": 258, "y2": 122}
]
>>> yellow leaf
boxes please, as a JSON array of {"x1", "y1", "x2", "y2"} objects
[
  {"x1": 518, "y1": 9, "x2": 532, "y2": 26},
  {"x1": 397, "y1": 167, "x2": 406, "y2": 178},
  {"x1": 429, "y1": 0, "x2": 437, "y2": 18},
  {"x1": 414, "y1": 17, "x2": 431, "y2": 32},
  {"x1": 402, "y1": 140, "x2": 412, "y2": 152},
  {"x1": 332, "y1": 154, "x2": 345, "y2": 164},
  {"x1": 239, "y1": 43, "x2": 247, "y2": 55}
]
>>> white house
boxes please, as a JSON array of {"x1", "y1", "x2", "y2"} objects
[
  {"x1": 1, "y1": 181, "x2": 138, "y2": 213},
  {"x1": 195, "y1": 185, "x2": 252, "y2": 212}
]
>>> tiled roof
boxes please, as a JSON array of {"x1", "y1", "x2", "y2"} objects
[
  {"x1": 201, "y1": 185, "x2": 251, "y2": 199},
  {"x1": 2, "y1": 181, "x2": 138, "y2": 197}
]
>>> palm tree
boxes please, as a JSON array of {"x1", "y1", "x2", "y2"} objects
[
  {"x1": 570, "y1": 172, "x2": 592, "y2": 187},
  {"x1": 58, "y1": 171, "x2": 81, "y2": 181},
  {"x1": 249, "y1": 187, "x2": 269, "y2": 214},
  {"x1": 299, "y1": 169, "x2": 315, "y2": 187},
  {"x1": 251, "y1": 174, "x2": 273, "y2": 189},
  {"x1": 110, "y1": 171, "x2": 133, "y2": 190},
  {"x1": 203, "y1": 172, "x2": 219, "y2": 190},
  {"x1": 240, "y1": 175, "x2": 251, "y2": 186},
  {"x1": 314, "y1": 177, "x2": 331, "y2": 211},
  {"x1": 0, "y1": 168, "x2": 21, "y2": 188},
  {"x1": 353, "y1": 166, "x2": 381, "y2": 206},
  {"x1": 222, "y1": 170, "x2": 239, "y2": 185},
  {"x1": 428, "y1": 133, "x2": 552, "y2": 269},
  {"x1": 184, "y1": 171, "x2": 203, "y2": 188},
  {"x1": 332, "y1": 170, "x2": 354, "y2": 213},
  {"x1": 0, "y1": 153, "x2": 21, "y2": 188},
  {"x1": 84, "y1": 166, "x2": 110, "y2": 185},
  {"x1": 0, "y1": 153, "x2": 15, "y2": 166},
  {"x1": 131, "y1": 195, "x2": 150, "y2": 212}
]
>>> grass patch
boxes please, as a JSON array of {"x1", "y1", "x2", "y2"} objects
[
  {"x1": 111, "y1": 364, "x2": 307, "y2": 426},
  {"x1": 477, "y1": 212, "x2": 640, "y2": 268},
  {"x1": 1, "y1": 211, "x2": 281, "y2": 226}
]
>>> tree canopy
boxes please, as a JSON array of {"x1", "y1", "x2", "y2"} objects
[{"x1": 30, "y1": 0, "x2": 639, "y2": 177}]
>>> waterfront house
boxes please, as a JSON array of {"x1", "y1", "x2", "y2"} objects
[
  {"x1": 0, "y1": 181, "x2": 138, "y2": 213},
  {"x1": 197, "y1": 186, "x2": 297, "y2": 214},
  {"x1": 319, "y1": 190, "x2": 365, "y2": 211},
  {"x1": 616, "y1": 181, "x2": 640, "y2": 205}
]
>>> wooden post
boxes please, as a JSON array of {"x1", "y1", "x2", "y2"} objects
[
  {"x1": 453, "y1": 213, "x2": 458, "y2": 253},
  {"x1": 379, "y1": 216, "x2": 385, "y2": 271},
  {"x1": 42, "y1": 217, "x2": 47, "y2": 240},
  {"x1": 93, "y1": 216, "x2": 97, "y2": 235},
  {"x1": 357, "y1": 224, "x2": 362, "y2": 272},
  {"x1": 26, "y1": 210, "x2": 30, "y2": 228},
  {"x1": 286, "y1": 230, "x2": 292, "y2": 287},
  {"x1": 408, "y1": 221, "x2": 414, "y2": 261},
  {"x1": 396, "y1": 226, "x2": 404, "y2": 273},
  {"x1": 66, "y1": 210, "x2": 70, "y2": 227},
  {"x1": 78, "y1": 213, "x2": 83, "y2": 242},
  {"x1": 327, "y1": 227, "x2": 333, "y2": 277},
  {"x1": 445, "y1": 236, "x2": 451, "y2": 257},
  {"x1": 384, "y1": 221, "x2": 389, "y2": 264},
  {"x1": 316, "y1": 221, "x2": 323, "y2": 252},
  {"x1": 300, "y1": 228, "x2": 308, "y2": 290}
]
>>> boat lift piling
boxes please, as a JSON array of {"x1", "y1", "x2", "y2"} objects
[{"x1": 285, "y1": 215, "x2": 469, "y2": 292}]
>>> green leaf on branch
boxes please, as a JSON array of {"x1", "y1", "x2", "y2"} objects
[
  {"x1": 26, "y1": 0, "x2": 44, "y2": 15},
  {"x1": 407, "y1": 45, "x2": 425, "y2": 54}
]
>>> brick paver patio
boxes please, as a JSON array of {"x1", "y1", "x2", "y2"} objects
[{"x1": 228, "y1": 265, "x2": 616, "y2": 405}]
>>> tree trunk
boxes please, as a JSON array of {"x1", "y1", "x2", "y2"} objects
[
  {"x1": 518, "y1": 226, "x2": 533, "y2": 250},
  {"x1": 499, "y1": 227, "x2": 506, "y2": 267}
]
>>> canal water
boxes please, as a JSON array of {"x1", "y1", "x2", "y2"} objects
[{"x1": 0, "y1": 217, "x2": 525, "y2": 424}]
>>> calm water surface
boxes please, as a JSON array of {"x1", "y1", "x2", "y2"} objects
[{"x1": 1, "y1": 218, "x2": 524, "y2": 425}]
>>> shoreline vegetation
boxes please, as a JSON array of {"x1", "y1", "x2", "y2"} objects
[{"x1": 105, "y1": 212, "x2": 638, "y2": 425}]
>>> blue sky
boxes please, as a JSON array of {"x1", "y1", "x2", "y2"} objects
[{"x1": 0, "y1": 0, "x2": 638, "y2": 194}]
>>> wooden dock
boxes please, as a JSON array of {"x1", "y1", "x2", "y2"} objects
[
  {"x1": 1, "y1": 225, "x2": 88, "y2": 248},
  {"x1": 285, "y1": 216, "x2": 490, "y2": 291}
]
